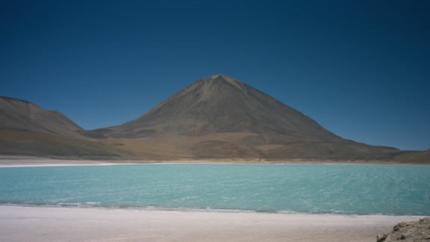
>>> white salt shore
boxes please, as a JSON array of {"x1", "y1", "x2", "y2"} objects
[{"x1": 0, "y1": 205, "x2": 422, "y2": 242}]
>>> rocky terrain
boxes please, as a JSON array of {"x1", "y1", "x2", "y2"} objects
[{"x1": 377, "y1": 217, "x2": 430, "y2": 242}]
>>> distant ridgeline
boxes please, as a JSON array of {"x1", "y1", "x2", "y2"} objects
[{"x1": 0, "y1": 75, "x2": 429, "y2": 162}]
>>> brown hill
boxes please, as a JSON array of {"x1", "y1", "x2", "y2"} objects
[
  {"x1": 90, "y1": 75, "x2": 405, "y2": 161},
  {"x1": 0, "y1": 96, "x2": 83, "y2": 137},
  {"x1": 0, "y1": 96, "x2": 126, "y2": 158}
]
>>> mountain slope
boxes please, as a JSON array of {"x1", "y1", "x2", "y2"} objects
[
  {"x1": 0, "y1": 96, "x2": 83, "y2": 137},
  {"x1": 0, "y1": 96, "x2": 126, "y2": 158},
  {"x1": 91, "y1": 75, "x2": 402, "y2": 160}
]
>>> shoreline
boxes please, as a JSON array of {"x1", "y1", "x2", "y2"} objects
[
  {"x1": 0, "y1": 205, "x2": 423, "y2": 242},
  {"x1": 2, "y1": 162, "x2": 430, "y2": 168},
  {"x1": 1, "y1": 203, "x2": 427, "y2": 217},
  {"x1": 1, "y1": 156, "x2": 429, "y2": 167}
]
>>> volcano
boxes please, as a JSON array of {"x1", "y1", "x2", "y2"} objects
[{"x1": 91, "y1": 75, "x2": 400, "y2": 160}]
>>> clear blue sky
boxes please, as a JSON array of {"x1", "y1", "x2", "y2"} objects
[{"x1": 1, "y1": 0, "x2": 429, "y2": 150}]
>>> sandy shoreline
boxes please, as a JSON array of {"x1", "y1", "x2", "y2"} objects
[{"x1": 0, "y1": 205, "x2": 422, "y2": 242}]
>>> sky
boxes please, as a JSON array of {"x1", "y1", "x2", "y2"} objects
[{"x1": 1, "y1": 0, "x2": 429, "y2": 150}]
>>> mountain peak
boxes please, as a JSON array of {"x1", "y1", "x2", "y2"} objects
[
  {"x1": 208, "y1": 74, "x2": 233, "y2": 81},
  {"x1": 204, "y1": 74, "x2": 244, "y2": 90},
  {"x1": 0, "y1": 96, "x2": 32, "y2": 104}
]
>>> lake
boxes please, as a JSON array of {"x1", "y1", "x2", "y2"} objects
[{"x1": 0, "y1": 163, "x2": 429, "y2": 215}]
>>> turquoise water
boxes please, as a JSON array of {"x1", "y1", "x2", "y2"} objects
[{"x1": 0, "y1": 163, "x2": 429, "y2": 215}]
